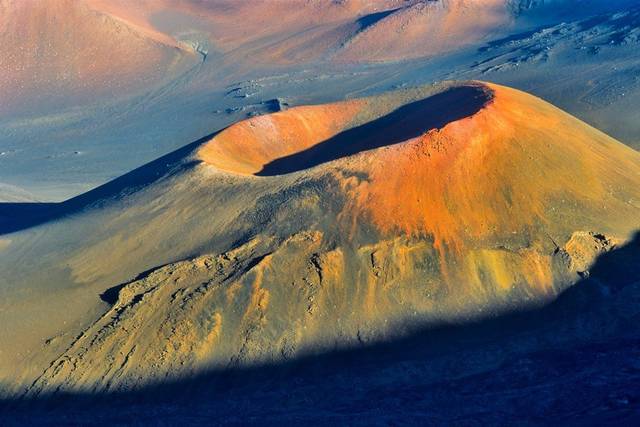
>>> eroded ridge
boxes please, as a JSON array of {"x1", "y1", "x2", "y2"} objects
[{"x1": 25, "y1": 230, "x2": 621, "y2": 395}]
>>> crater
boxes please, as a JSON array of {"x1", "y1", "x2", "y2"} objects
[{"x1": 198, "y1": 84, "x2": 493, "y2": 176}]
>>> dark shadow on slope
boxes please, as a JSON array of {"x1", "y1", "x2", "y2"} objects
[
  {"x1": 2, "y1": 232, "x2": 640, "y2": 425},
  {"x1": 99, "y1": 283, "x2": 127, "y2": 305},
  {"x1": 0, "y1": 131, "x2": 219, "y2": 236},
  {"x1": 256, "y1": 85, "x2": 491, "y2": 176},
  {"x1": 355, "y1": 7, "x2": 399, "y2": 32},
  {"x1": 0, "y1": 203, "x2": 60, "y2": 235}
]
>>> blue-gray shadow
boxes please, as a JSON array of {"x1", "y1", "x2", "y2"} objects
[{"x1": 0, "y1": 132, "x2": 218, "y2": 236}]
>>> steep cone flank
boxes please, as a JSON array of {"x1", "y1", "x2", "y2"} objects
[
  {"x1": 344, "y1": 83, "x2": 640, "y2": 250},
  {"x1": 3, "y1": 82, "x2": 640, "y2": 395}
]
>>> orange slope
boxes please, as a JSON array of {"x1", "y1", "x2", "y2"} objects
[
  {"x1": 76, "y1": 1, "x2": 516, "y2": 64},
  {"x1": 200, "y1": 81, "x2": 640, "y2": 297}
]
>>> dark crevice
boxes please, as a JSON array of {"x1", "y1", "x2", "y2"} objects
[{"x1": 99, "y1": 284, "x2": 126, "y2": 305}]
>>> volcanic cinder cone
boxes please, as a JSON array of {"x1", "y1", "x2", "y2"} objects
[{"x1": 2, "y1": 81, "x2": 640, "y2": 395}]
